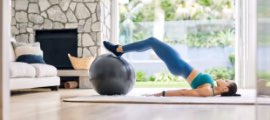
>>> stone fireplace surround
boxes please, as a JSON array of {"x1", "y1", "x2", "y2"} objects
[{"x1": 11, "y1": 0, "x2": 112, "y2": 57}]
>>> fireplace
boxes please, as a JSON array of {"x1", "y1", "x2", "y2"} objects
[{"x1": 35, "y1": 29, "x2": 78, "y2": 69}]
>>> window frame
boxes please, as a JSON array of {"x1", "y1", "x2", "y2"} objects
[{"x1": 235, "y1": 0, "x2": 257, "y2": 88}]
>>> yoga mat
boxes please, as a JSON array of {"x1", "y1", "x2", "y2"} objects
[{"x1": 63, "y1": 89, "x2": 256, "y2": 105}]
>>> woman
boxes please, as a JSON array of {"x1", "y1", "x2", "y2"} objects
[{"x1": 103, "y1": 37, "x2": 240, "y2": 97}]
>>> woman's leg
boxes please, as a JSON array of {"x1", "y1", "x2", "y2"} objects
[{"x1": 104, "y1": 37, "x2": 193, "y2": 78}]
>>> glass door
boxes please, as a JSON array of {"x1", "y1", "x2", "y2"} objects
[{"x1": 257, "y1": 0, "x2": 270, "y2": 97}]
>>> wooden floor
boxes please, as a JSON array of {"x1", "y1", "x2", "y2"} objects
[{"x1": 10, "y1": 89, "x2": 270, "y2": 120}]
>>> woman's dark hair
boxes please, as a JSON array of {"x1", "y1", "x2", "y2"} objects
[{"x1": 221, "y1": 82, "x2": 240, "y2": 96}]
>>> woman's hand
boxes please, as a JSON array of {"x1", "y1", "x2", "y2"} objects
[{"x1": 142, "y1": 92, "x2": 162, "y2": 97}]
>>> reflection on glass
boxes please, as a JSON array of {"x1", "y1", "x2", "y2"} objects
[{"x1": 257, "y1": 0, "x2": 270, "y2": 96}]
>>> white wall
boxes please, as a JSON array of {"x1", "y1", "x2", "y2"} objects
[{"x1": 0, "y1": 0, "x2": 10, "y2": 119}]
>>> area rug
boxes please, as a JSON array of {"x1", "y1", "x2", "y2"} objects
[{"x1": 63, "y1": 89, "x2": 256, "y2": 105}]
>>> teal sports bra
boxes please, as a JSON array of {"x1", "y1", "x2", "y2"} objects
[{"x1": 191, "y1": 73, "x2": 215, "y2": 89}]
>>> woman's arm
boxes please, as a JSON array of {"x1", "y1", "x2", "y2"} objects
[{"x1": 152, "y1": 88, "x2": 212, "y2": 97}]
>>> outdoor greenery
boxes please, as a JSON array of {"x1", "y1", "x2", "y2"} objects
[
  {"x1": 135, "y1": 71, "x2": 183, "y2": 82},
  {"x1": 160, "y1": 0, "x2": 176, "y2": 21},
  {"x1": 121, "y1": 0, "x2": 234, "y2": 22},
  {"x1": 119, "y1": 0, "x2": 235, "y2": 47},
  {"x1": 135, "y1": 66, "x2": 235, "y2": 88},
  {"x1": 135, "y1": 70, "x2": 148, "y2": 81},
  {"x1": 133, "y1": 3, "x2": 155, "y2": 22},
  {"x1": 137, "y1": 56, "x2": 236, "y2": 83},
  {"x1": 154, "y1": 71, "x2": 180, "y2": 82},
  {"x1": 205, "y1": 53, "x2": 235, "y2": 80},
  {"x1": 131, "y1": 25, "x2": 152, "y2": 42},
  {"x1": 229, "y1": 53, "x2": 235, "y2": 66},
  {"x1": 134, "y1": 51, "x2": 236, "y2": 88},
  {"x1": 121, "y1": 24, "x2": 235, "y2": 47},
  {"x1": 197, "y1": 0, "x2": 211, "y2": 6},
  {"x1": 258, "y1": 34, "x2": 270, "y2": 46},
  {"x1": 163, "y1": 29, "x2": 234, "y2": 48},
  {"x1": 135, "y1": 70, "x2": 189, "y2": 88},
  {"x1": 205, "y1": 67, "x2": 234, "y2": 80},
  {"x1": 258, "y1": 1, "x2": 270, "y2": 17},
  {"x1": 257, "y1": 71, "x2": 270, "y2": 81},
  {"x1": 258, "y1": 0, "x2": 270, "y2": 46},
  {"x1": 184, "y1": 29, "x2": 234, "y2": 47},
  {"x1": 135, "y1": 81, "x2": 189, "y2": 88}
]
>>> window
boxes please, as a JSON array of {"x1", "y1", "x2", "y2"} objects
[
  {"x1": 257, "y1": 0, "x2": 270, "y2": 95},
  {"x1": 115, "y1": 0, "x2": 236, "y2": 87}
]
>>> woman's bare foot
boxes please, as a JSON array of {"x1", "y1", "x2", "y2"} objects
[{"x1": 103, "y1": 41, "x2": 123, "y2": 56}]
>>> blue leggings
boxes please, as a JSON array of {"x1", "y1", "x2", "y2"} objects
[{"x1": 122, "y1": 37, "x2": 193, "y2": 78}]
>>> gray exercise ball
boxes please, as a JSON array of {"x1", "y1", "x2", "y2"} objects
[{"x1": 89, "y1": 54, "x2": 135, "y2": 95}]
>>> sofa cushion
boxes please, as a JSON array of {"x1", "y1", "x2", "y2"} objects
[
  {"x1": 12, "y1": 41, "x2": 41, "y2": 48},
  {"x1": 10, "y1": 62, "x2": 36, "y2": 78},
  {"x1": 12, "y1": 41, "x2": 45, "y2": 64},
  {"x1": 31, "y1": 64, "x2": 57, "y2": 77},
  {"x1": 14, "y1": 45, "x2": 43, "y2": 57}
]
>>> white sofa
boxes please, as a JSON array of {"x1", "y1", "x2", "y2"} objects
[{"x1": 9, "y1": 40, "x2": 60, "y2": 91}]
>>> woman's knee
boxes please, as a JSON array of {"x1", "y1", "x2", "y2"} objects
[{"x1": 147, "y1": 37, "x2": 159, "y2": 43}]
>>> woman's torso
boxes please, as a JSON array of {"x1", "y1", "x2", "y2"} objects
[{"x1": 190, "y1": 72, "x2": 215, "y2": 89}]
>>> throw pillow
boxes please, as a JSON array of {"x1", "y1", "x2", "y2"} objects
[
  {"x1": 16, "y1": 55, "x2": 45, "y2": 64},
  {"x1": 68, "y1": 53, "x2": 95, "y2": 70},
  {"x1": 12, "y1": 41, "x2": 45, "y2": 64}
]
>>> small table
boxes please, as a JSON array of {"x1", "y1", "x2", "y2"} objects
[{"x1": 57, "y1": 70, "x2": 92, "y2": 89}]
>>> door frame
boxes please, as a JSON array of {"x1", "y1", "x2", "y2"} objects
[{"x1": 0, "y1": 0, "x2": 10, "y2": 119}]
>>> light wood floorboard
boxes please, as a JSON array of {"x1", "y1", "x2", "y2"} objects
[{"x1": 10, "y1": 89, "x2": 270, "y2": 120}]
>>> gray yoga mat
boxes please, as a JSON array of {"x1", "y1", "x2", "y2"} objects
[{"x1": 63, "y1": 89, "x2": 256, "y2": 105}]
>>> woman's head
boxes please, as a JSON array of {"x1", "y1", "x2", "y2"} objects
[{"x1": 216, "y1": 80, "x2": 239, "y2": 96}]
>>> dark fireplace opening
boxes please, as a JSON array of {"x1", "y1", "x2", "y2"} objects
[{"x1": 35, "y1": 29, "x2": 78, "y2": 69}]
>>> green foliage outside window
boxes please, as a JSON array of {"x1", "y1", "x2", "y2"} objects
[
  {"x1": 205, "y1": 67, "x2": 234, "y2": 80},
  {"x1": 136, "y1": 71, "x2": 182, "y2": 82},
  {"x1": 229, "y1": 53, "x2": 235, "y2": 66},
  {"x1": 160, "y1": 0, "x2": 176, "y2": 21},
  {"x1": 133, "y1": 4, "x2": 155, "y2": 22},
  {"x1": 185, "y1": 29, "x2": 234, "y2": 48},
  {"x1": 136, "y1": 66, "x2": 235, "y2": 82},
  {"x1": 154, "y1": 71, "x2": 180, "y2": 82},
  {"x1": 136, "y1": 70, "x2": 148, "y2": 81},
  {"x1": 120, "y1": 0, "x2": 234, "y2": 22},
  {"x1": 119, "y1": 0, "x2": 235, "y2": 47},
  {"x1": 257, "y1": 71, "x2": 270, "y2": 82},
  {"x1": 205, "y1": 53, "x2": 235, "y2": 80},
  {"x1": 197, "y1": 0, "x2": 211, "y2": 6},
  {"x1": 164, "y1": 29, "x2": 234, "y2": 48}
]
